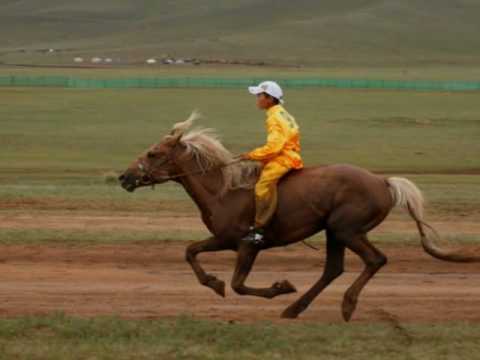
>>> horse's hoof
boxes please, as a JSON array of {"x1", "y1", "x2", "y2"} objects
[
  {"x1": 208, "y1": 278, "x2": 226, "y2": 298},
  {"x1": 273, "y1": 280, "x2": 297, "y2": 294},
  {"x1": 281, "y1": 307, "x2": 299, "y2": 319},
  {"x1": 342, "y1": 296, "x2": 357, "y2": 322}
]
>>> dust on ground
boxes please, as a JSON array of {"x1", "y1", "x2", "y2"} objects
[{"x1": 0, "y1": 243, "x2": 479, "y2": 323}]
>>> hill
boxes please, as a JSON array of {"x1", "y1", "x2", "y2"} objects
[{"x1": 1, "y1": 0, "x2": 480, "y2": 66}]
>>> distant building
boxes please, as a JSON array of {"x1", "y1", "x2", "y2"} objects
[
  {"x1": 91, "y1": 57, "x2": 102, "y2": 63},
  {"x1": 104, "y1": 58, "x2": 113, "y2": 63},
  {"x1": 146, "y1": 58, "x2": 157, "y2": 64},
  {"x1": 73, "y1": 57, "x2": 84, "y2": 63}
]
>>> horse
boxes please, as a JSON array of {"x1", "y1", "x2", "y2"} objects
[{"x1": 118, "y1": 112, "x2": 479, "y2": 321}]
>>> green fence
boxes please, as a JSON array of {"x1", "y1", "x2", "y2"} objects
[{"x1": 0, "y1": 76, "x2": 479, "y2": 91}]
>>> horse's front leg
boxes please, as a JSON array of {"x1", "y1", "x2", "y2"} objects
[
  {"x1": 231, "y1": 243, "x2": 297, "y2": 298},
  {"x1": 185, "y1": 237, "x2": 229, "y2": 297}
]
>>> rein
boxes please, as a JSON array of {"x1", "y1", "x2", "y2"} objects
[
  {"x1": 137, "y1": 155, "x2": 243, "y2": 184},
  {"x1": 158, "y1": 158, "x2": 243, "y2": 181}
]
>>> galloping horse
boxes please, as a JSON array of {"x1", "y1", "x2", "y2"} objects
[{"x1": 119, "y1": 112, "x2": 479, "y2": 320}]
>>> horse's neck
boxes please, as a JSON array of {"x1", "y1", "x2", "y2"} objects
[
  {"x1": 176, "y1": 161, "x2": 224, "y2": 218},
  {"x1": 174, "y1": 158, "x2": 253, "y2": 235}
]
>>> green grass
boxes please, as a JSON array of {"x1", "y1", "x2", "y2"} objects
[
  {"x1": 0, "y1": 174, "x2": 479, "y2": 217},
  {"x1": 0, "y1": 182, "x2": 194, "y2": 213},
  {"x1": 1, "y1": 1, "x2": 480, "y2": 67},
  {"x1": 0, "y1": 313, "x2": 479, "y2": 360},
  {"x1": 0, "y1": 228, "x2": 206, "y2": 245},
  {"x1": 0, "y1": 226, "x2": 478, "y2": 246},
  {"x1": 1, "y1": 87, "x2": 479, "y2": 177}
]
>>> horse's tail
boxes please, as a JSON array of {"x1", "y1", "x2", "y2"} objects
[{"x1": 386, "y1": 177, "x2": 480, "y2": 262}]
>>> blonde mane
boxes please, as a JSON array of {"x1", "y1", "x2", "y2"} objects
[{"x1": 168, "y1": 112, "x2": 260, "y2": 193}]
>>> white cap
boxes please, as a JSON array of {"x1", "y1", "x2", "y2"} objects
[{"x1": 248, "y1": 81, "x2": 284, "y2": 104}]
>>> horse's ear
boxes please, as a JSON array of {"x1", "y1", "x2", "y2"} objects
[
  {"x1": 169, "y1": 110, "x2": 201, "y2": 136},
  {"x1": 164, "y1": 132, "x2": 182, "y2": 145},
  {"x1": 169, "y1": 128, "x2": 181, "y2": 137},
  {"x1": 164, "y1": 110, "x2": 201, "y2": 145}
]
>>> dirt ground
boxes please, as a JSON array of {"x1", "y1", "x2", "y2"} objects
[{"x1": 1, "y1": 241, "x2": 479, "y2": 323}]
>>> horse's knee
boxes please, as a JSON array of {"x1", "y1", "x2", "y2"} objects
[
  {"x1": 199, "y1": 275, "x2": 212, "y2": 286},
  {"x1": 376, "y1": 253, "x2": 387, "y2": 267},
  {"x1": 368, "y1": 254, "x2": 387, "y2": 270}
]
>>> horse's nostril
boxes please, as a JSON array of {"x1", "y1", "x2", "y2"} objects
[{"x1": 118, "y1": 174, "x2": 125, "y2": 181}]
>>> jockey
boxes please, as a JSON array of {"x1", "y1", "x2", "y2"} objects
[{"x1": 241, "y1": 81, "x2": 304, "y2": 245}]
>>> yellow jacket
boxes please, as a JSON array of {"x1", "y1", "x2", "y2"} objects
[{"x1": 247, "y1": 105, "x2": 304, "y2": 169}]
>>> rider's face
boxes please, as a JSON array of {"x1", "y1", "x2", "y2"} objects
[{"x1": 256, "y1": 93, "x2": 276, "y2": 110}]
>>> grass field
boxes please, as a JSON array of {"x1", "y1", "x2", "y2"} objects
[
  {"x1": 1, "y1": 86, "x2": 479, "y2": 175},
  {"x1": 0, "y1": 314, "x2": 479, "y2": 360}
]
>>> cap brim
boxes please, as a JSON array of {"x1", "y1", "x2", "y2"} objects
[
  {"x1": 249, "y1": 85, "x2": 284, "y2": 103},
  {"x1": 248, "y1": 86, "x2": 262, "y2": 95}
]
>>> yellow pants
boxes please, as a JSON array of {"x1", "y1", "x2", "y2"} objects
[{"x1": 254, "y1": 161, "x2": 291, "y2": 228}]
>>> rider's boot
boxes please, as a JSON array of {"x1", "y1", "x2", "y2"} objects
[{"x1": 242, "y1": 226, "x2": 265, "y2": 246}]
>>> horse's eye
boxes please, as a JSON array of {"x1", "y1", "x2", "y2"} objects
[{"x1": 147, "y1": 151, "x2": 155, "y2": 158}]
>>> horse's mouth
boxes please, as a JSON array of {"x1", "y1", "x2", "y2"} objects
[
  {"x1": 121, "y1": 178, "x2": 155, "y2": 192},
  {"x1": 119, "y1": 172, "x2": 156, "y2": 193}
]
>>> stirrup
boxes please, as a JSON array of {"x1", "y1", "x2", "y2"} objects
[{"x1": 242, "y1": 226, "x2": 264, "y2": 246}]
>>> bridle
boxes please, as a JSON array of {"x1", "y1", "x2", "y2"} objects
[{"x1": 136, "y1": 149, "x2": 243, "y2": 186}]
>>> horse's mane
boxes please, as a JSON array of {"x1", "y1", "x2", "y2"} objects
[{"x1": 168, "y1": 111, "x2": 261, "y2": 194}]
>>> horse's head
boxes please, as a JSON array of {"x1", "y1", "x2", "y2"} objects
[{"x1": 118, "y1": 112, "x2": 198, "y2": 192}]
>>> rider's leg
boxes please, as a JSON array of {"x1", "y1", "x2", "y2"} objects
[
  {"x1": 255, "y1": 161, "x2": 290, "y2": 227},
  {"x1": 243, "y1": 161, "x2": 290, "y2": 244}
]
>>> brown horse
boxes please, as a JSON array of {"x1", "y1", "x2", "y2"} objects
[{"x1": 119, "y1": 112, "x2": 479, "y2": 320}]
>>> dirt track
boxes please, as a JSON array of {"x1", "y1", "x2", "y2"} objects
[{"x1": 1, "y1": 243, "x2": 479, "y2": 323}]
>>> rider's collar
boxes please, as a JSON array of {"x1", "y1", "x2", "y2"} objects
[{"x1": 266, "y1": 104, "x2": 283, "y2": 117}]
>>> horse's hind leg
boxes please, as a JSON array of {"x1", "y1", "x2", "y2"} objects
[
  {"x1": 231, "y1": 243, "x2": 297, "y2": 298},
  {"x1": 186, "y1": 237, "x2": 228, "y2": 297},
  {"x1": 281, "y1": 230, "x2": 345, "y2": 319},
  {"x1": 340, "y1": 232, "x2": 387, "y2": 321}
]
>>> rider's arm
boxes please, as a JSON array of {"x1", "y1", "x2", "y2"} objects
[{"x1": 247, "y1": 116, "x2": 287, "y2": 161}]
